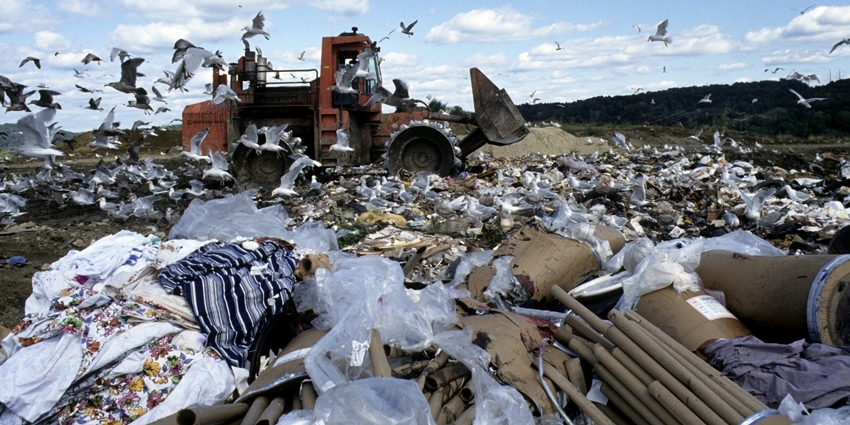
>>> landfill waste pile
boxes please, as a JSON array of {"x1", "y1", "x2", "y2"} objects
[{"x1": 2, "y1": 128, "x2": 850, "y2": 425}]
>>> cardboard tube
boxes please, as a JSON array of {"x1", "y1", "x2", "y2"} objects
[
  {"x1": 369, "y1": 329, "x2": 392, "y2": 378},
  {"x1": 739, "y1": 410, "x2": 794, "y2": 425},
  {"x1": 255, "y1": 397, "x2": 285, "y2": 425},
  {"x1": 429, "y1": 377, "x2": 465, "y2": 420},
  {"x1": 596, "y1": 365, "x2": 664, "y2": 425},
  {"x1": 300, "y1": 381, "x2": 317, "y2": 410},
  {"x1": 565, "y1": 357, "x2": 587, "y2": 395},
  {"x1": 240, "y1": 397, "x2": 269, "y2": 425},
  {"x1": 392, "y1": 359, "x2": 432, "y2": 377},
  {"x1": 552, "y1": 286, "x2": 610, "y2": 334},
  {"x1": 599, "y1": 382, "x2": 652, "y2": 425},
  {"x1": 533, "y1": 354, "x2": 616, "y2": 425},
  {"x1": 696, "y1": 250, "x2": 850, "y2": 345},
  {"x1": 634, "y1": 285, "x2": 752, "y2": 351},
  {"x1": 147, "y1": 412, "x2": 180, "y2": 425},
  {"x1": 568, "y1": 338, "x2": 598, "y2": 365},
  {"x1": 459, "y1": 380, "x2": 475, "y2": 403},
  {"x1": 435, "y1": 390, "x2": 467, "y2": 424},
  {"x1": 593, "y1": 346, "x2": 681, "y2": 425},
  {"x1": 611, "y1": 347, "x2": 652, "y2": 385},
  {"x1": 607, "y1": 310, "x2": 738, "y2": 425},
  {"x1": 450, "y1": 404, "x2": 476, "y2": 425},
  {"x1": 593, "y1": 401, "x2": 636, "y2": 425},
  {"x1": 567, "y1": 313, "x2": 615, "y2": 351},
  {"x1": 290, "y1": 392, "x2": 301, "y2": 411},
  {"x1": 418, "y1": 350, "x2": 450, "y2": 390},
  {"x1": 625, "y1": 310, "x2": 768, "y2": 413},
  {"x1": 624, "y1": 310, "x2": 755, "y2": 417},
  {"x1": 648, "y1": 380, "x2": 707, "y2": 425},
  {"x1": 425, "y1": 362, "x2": 470, "y2": 391},
  {"x1": 176, "y1": 404, "x2": 249, "y2": 425}
]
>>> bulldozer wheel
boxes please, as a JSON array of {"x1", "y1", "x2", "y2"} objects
[
  {"x1": 231, "y1": 144, "x2": 293, "y2": 188},
  {"x1": 386, "y1": 124, "x2": 457, "y2": 177}
]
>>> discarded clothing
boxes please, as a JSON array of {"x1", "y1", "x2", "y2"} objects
[
  {"x1": 159, "y1": 239, "x2": 298, "y2": 367},
  {"x1": 705, "y1": 335, "x2": 850, "y2": 409}
]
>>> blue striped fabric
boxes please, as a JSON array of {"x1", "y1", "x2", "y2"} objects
[{"x1": 158, "y1": 240, "x2": 298, "y2": 367}]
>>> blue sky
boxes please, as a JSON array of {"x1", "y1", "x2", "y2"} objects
[{"x1": 1, "y1": 1, "x2": 849, "y2": 132}]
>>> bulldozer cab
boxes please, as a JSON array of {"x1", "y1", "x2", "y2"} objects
[{"x1": 331, "y1": 46, "x2": 380, "y2": 108}]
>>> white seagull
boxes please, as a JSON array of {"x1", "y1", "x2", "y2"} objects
[
  {"x1": 400, "y1": 20, "x2": 418, "y2": 36},
  {"x1": 182, "y1": 127, "x2": 212, "y2": 162},
  {"x1": 242, "y1": 11, "x2": 270, "y2": 40},
  {"x1": 829, "y1": 38, "x2": 850, "y2": 55},
  {"x1": 330, "y1": 128, "x2": 354, "y2": 152},
  {"x1": 698, "y1": 94, "x2": 712, "y2": 104},
  {"x1": 789, "y1": 88, "x2": 828, "y2": 108},
  {"x1": 648, "y1": 19, "x2": 671, "y2": 46},
  {"x1": 202, "y1": 151, "x2": 233, "y2": 184},
  {"x1": 213, "y1": 84, "x2": 241, "y2": 104}
]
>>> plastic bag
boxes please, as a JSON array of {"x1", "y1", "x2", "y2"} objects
[
  {"x1": 435, "y1": 329, "x2": 535, "y2": 425},
  {"x1": 778, "y1": 394, "x2": 850, "y2": 425},
  {"x1": 290, "y1": 220, "x2": 339, "y2": 255},
  {"x1": 304, "y1": 299, "x2": 374, "y2": 394},
  {"x1": 446, "y1": 249, "x2": 494, "y2": 287},
  {"x1": 622, "y1": 237, "x2": 654, "y2": 274},
  {"x1": 483, "y1": 255, "x2": 516, "y2": 301},
  {"x1": 168, "y1": 192, "x2": 291, "y2": 242},
  {"x1": 274, "y1": 410, "x2": 313, "y2": 424},
  {"x1": 312, "y1": 377, "x2": 436, "y2": 425}
]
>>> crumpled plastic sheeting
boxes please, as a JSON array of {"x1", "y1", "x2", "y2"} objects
[
  {"x1": 301, "y1": 254, "x2": 464, "y2": 393},
  {"x1": 616, "y1": 230, "x2": 786, "y2": 310},
  {"x1": 168, "y1": 192, "x2": 291, "y2": 243},
  {"x1": 312, "y1": 378, "x2": 436, "y2": 425},
  {"x1": 704, "y1": 336, "x2": 850, "y2": 409},
  {"x1": 446, "y1": 249, "x2": 494, "y2": 287},
  {"x1": 779, "y1": 394, "x2": 850, "y2": 425},
  {"x1": 435, "y1": 328, "x2": 535, "y2": 425}
]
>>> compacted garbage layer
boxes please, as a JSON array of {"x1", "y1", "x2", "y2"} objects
[{"x1": 1, "y1": 125, "x2": 849, "y2": 328}]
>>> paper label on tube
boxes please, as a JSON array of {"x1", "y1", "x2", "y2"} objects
[{"x1": 686, "y1": 295, "x2": 737, "y2": 321}]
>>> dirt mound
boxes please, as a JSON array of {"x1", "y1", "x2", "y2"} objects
[{"x1": 476, "y1": 127, "x2": 613, "y2": 158}]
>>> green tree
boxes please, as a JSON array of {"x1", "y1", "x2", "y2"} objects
[{"x1": 428, "y1": 98, "x2": 448, "y2": 113}]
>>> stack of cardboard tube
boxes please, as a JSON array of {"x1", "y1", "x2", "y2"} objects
[{"x1": 550, "y1": 285, "x2": 792, "y2": 425}]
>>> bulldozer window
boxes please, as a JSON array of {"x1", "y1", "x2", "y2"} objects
[{"x1": 333, "y1": 50, "x2": 359, "y2": 107}]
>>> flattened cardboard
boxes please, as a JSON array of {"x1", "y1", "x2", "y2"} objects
[
  {"x1": 459, "y1": 310, "x2": 554, "y2": 414},
  {"x1": 467, "y1": 222, "x2": 624, "y2": 305}
]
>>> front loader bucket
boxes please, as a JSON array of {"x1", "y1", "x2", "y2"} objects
[{"x1": 470, "y1": 67, "x2": 529, "y2": 146}]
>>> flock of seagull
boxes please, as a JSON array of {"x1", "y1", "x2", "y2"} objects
[{"x1": 1, "y1": 10, "x2": 849, "y2": 240}]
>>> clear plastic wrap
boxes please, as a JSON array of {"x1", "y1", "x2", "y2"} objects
[
  {"x1": 312, "y1": 377, "x2": 436, "y2": 425},
  {"x1": 168, "y1": 192, "x2": 291, "y2": 242},
  {"x1": 446, "y1": 250, "x2": 494, "y2": 287},
  {"x1": 435, "y1": 329, "x2": 535, "y2": 425}
]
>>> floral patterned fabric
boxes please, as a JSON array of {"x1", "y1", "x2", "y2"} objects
[{"x1": 56, "y1": 334, "x2": 217, "y2": 425}]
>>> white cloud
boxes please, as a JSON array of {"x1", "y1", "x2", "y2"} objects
[
  {"x1": 34, "y1": 31, "x2": 72, "y2": 52},
  {"x1": 717, "y1": 62, "x2": 747, "y2": 71},
  {"x1": 463, "y1": 53, "x2": 508, "y2": 67},
  {"x1": 745, "y1": 6, "x2": 850, "y2": 45},
  {"x1": 58, "y1": 0, "x2": 105, "y2": 17},
  {"x1": 761, "y1": 49, "x2": 829, "y2": 65},
  {"x1": 0, "y1": 0, "x2": 57, "y2": 33},
  {"x1": 425, "y1": 6, "x2": 600, "y2": 44},
  {"x1": 107, "y1": 18, "x2": 245, "y2": 53}
]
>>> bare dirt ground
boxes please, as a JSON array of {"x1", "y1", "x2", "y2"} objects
[{"x1": 1, "y1": 125, "x2": 848, "y2": 328}]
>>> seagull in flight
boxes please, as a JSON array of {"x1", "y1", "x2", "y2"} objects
[
  {"x1": 182, "y1": 127, "x2": 212, "y2": 162},
  {"x1": 86, "y1": 97, "x2": 103, "y2": 111},
  {"x1": 73, "y1": 68, "x2": 89, "y2": 78},
  {"x1": 213, "y1": 84, "x2": 241, "y2": 104},
  {"x1": 202, "y1": 151, "x2": 233, "y2": 184},
  {"x1": 791, "y1": 5, "x2": 815, "y2": 14},
  {"x1": 19, "y1": 56, "x2": 41, "y2": 69},
  {"x1": 554, "y1": 41, "x2": 564, "y2": 51},
  {"x1": 297, "y1": 50, "x2": 305, "y2": 61},
  {"x1": 110, "y1": 47, "x2": 131, "y2": 62},
  {"x1": 272, "y1": 156, "x2": 316, "y2": 197},
  {"x1": 330, "y1": 128, "x2": 354, "y2": 152},
  {"x1": 82, "y1": 53, "x2": 102, "y2": 65},
  {"x1": 400, "y1": 20, "x2": 418, "y2": 36},
  {"x1": 698, "y1": 94, "x2": 712, "y2": 104},
  {"x1": 633, "y1": 25, "x2": 641, "y2": 33},
  {"x1": 765, "y1": 67, "x2": 784, "y2": 74},
  {"x1": 688, "y1": 128, "x2": 703, "y2": 141},
  {"x1": 829, "y1": 38, "x2": 850, "y2": 55},
  {"x1": 612, "y1": 132, "x2": 629, "y2": 150},
  {"x1": 105, "y1": 57, "x2": 145, "y2": 94},
  {"x1": 242, "y1": 11, "x2": 269, "y2": 40},
  {"x1": 789, "y1": 88, "x2": 828, "y2": 108},
  {"x1": 647, "y1": 19, "x2": 671, "y2": 46}
]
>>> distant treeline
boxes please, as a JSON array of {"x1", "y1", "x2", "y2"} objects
[{"x1": 517, "y1": 78, "x2": 850, "y2": 138}]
